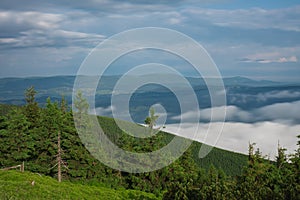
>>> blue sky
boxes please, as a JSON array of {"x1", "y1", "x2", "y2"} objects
[{"x1": 0, "y1": 0, "x2": 299, "y2": 81}]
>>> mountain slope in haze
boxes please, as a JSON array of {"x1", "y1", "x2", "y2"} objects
[{"x1": 0, "y1": 75, "x2": 291, "y2": 105}]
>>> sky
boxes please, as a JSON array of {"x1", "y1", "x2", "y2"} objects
[{"x1": 0, "y1": 0, "x2": 300, "y2": 81}]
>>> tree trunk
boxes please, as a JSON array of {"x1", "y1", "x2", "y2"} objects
[
  {"x1": 21, "y1": 161, "x2": 24, "y2": 172},
  {"x1": 57, "y1": 131, "x2": 62, "y2": 182}
]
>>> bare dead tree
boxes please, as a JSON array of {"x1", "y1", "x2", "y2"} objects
[
  {"x1": 57, "y1": 131, "x2": 62, "y2": 182},
  {"x1": 49, "y1": 131, "x2": 68, "y2": 182}
]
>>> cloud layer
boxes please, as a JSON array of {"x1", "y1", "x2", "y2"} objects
[
  {"x1": 172, "y1": 100, "x2": 300, "y2": 124},
  {"x1": 164, "y1": 121, "x2": 299, "y2": 159}
]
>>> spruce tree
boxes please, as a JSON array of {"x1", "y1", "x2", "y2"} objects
[
  {"x1": 24, "y1": 86, "x2": 39, "y2": 126},
  {"x1": 3, "y1": 109, "x2": 33, "y2": 166}
]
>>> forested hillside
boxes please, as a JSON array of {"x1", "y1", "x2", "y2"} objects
[{"x1": 1, "y1": 87, "x2": 299, "y2": 199}]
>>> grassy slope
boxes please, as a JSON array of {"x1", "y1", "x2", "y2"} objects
[{"x1": 0, "y1": 170, "x2": 159, "y2": 200}]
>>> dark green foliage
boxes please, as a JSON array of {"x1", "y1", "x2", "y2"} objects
[
  {"x1": 0, "y1": 108, "x2": 33, "y2": 166},
  {"x1": 0, "y1": 104, "x2": 18, "y2": 116},
  {"x1": 24, "y1": 86, "x2": 40, "y2": 125},
  {"x1": 191, "y1": 142, "x2": 248, "y2": 176},
  {"x1": 234, "y1": 143, "x2": 300, "y2": 200}
]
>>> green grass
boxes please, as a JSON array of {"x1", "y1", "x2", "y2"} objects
[{"x1": 0, "y1": 170, "x2": 160, "y2": 200}]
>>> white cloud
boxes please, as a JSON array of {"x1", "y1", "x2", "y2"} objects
[
  {"x1": 184, "y1": 6, "x2": 300, "y2": 32},
  {"x1": 172, "y1": 105, "x2": 250, "y2": 122},
  {"x1": 0, "y1": 11, "x2": 63, "y2": 30},
  {"x1": 0, "y1": 11, "x2": 105, "y2": 48},
  {"x1": 257, "y1": 90, "x2": 300, "y2": 101},
  {"x1": 202, "y1": 105, "x2": 251, "y2": 122},
  {"x1": 0, "y1": 38, "x2": 18, "y2": 44},
  {"x1": 169, "y1": 18, "x2": 182, "y2": 25},
  {"x1": 95, "y1": 105, "x2": 115, "y2": 116},
  {"x1": 171, "y1": 100, "x2": 300, "y2": 124},
  {"x1": 278, "y1": 56, "x2": 298, "y2": 63},
  {"x1": 241, "y1": 54, "x2": 298, "y2": 64},
  {"x1": 165, "y1": 121, "x2": 299, "y2": 159},
  {"x1": 172, "y1": 110, "x2": 198, "y2": 121},
  {"x1": 256, "y1": 101, "x2": 300, "y2": 124}
]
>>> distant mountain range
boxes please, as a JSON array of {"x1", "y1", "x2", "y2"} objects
[
  {"x1": 0, "y1": 75, "x2": 292, "y2": 99},
  {"x1": 1, "y1": 75, "x2": 299, "y2": 124}
]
